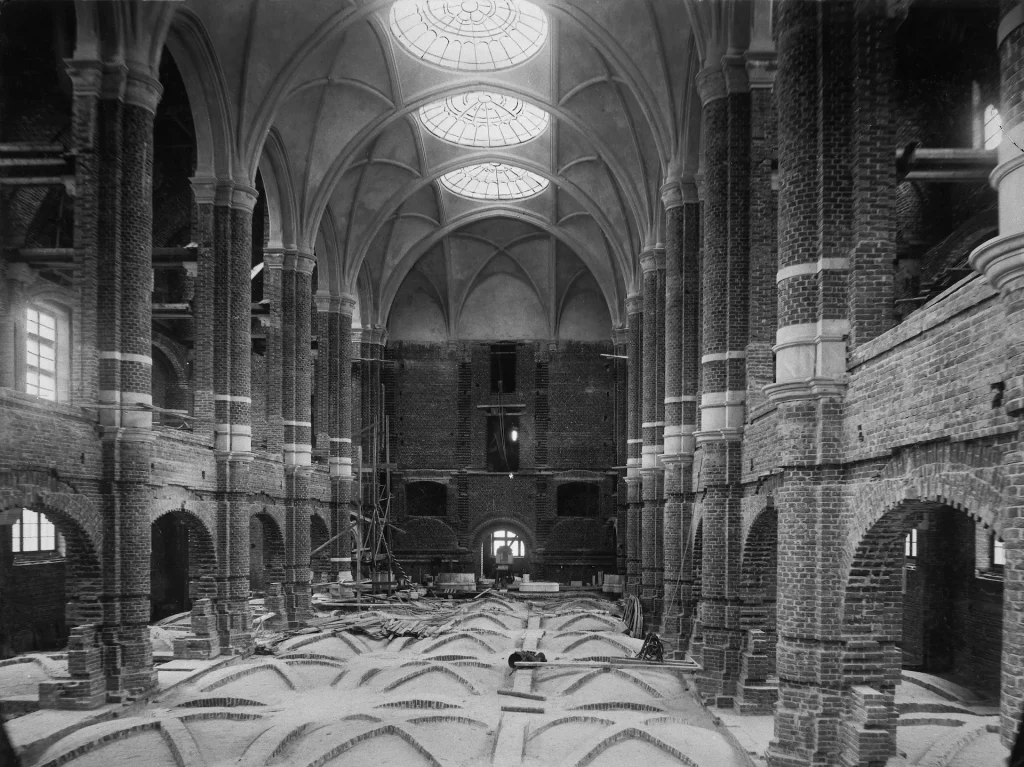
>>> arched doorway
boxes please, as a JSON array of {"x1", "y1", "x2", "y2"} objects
[
  {"x1": 150, "y1": 510, "x2": 216, "y2": 622},
  {"x1": 839, "y1": 501, "x2": 1003, "y2": 765},
  {"x1": 741, "y1": 507, "x2": 778, "y2": 674},
  {"x1": 249, "y1": 512, "x2": 285, "y2": 593}
]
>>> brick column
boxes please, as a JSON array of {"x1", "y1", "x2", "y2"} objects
[
  {"x1": 625, "y1": 292, "x2": 643, "y2": 600},
  {"x1": 640, "y1": 249, "x2": 664, "y2": 626},
  {"x1": 613, "y1": 325, "x2": 629, "y2": 577},
  {"x1": 314, "y1": 298, "x2": 330, "y2": 461},
  {"x1": 693, "y1": 55, "x2": 748, "y2": 707},
  {"x1": 677, "y1": 182, "x2": 701, "y2": 652},
  {"x1": 282, "y1": 251, "x2": 314, "y2": 626},
  {"x1": 330, "y1": 296, "x2": 357, "y2": 577},
  {"x1": 738, "y1": 47, "x2": 781, "y2": 713},
  {"x1": 765, "y1": 2, "x2": 854, "y2": 764},
  {"x1": 661, "y1": 183, "x2": 684, "y2": 648},
  {"x1": 67, "y1": 60, "x2": 102, "y2": 406},
  {"x1": 263, "y1": 249, "x2": 284, "y2": 454},
  {"x1": 92, "y1": 64, "x2": 161, "y2": 695},
  {"x1": 193, "y1": 177, "x2": 257, "y2": 655},
  {"x1": 970, "y1": 0, "x2": 1024, "y2": 748}
]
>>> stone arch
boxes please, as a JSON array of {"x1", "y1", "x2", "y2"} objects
[
  {"x1": 249, "y1": 509, "x2": 286, "y2": 592},
  {"x1": 0, "y1": 483, "x2": 103, "y2": 637}
]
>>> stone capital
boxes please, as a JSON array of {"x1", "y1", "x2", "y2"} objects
[
  {"x1": 721, "y1": 54, "x2": 749, "y2": 95},
  {"x1": 661, "y1": 180, "x2": 683, "y2": 210},
  {"x1": 124, "y1": 70, "x2": 163, "y2": 113},
  {"x1": 100, "y1": 62, "x2": 127, "y2": 101},
  {"x1": 338, "y1": 293, "x2": 358, "y2": 316},
  {"x1": 626, "y1": 292, "x2": 643, "y2": 315},
  {"x1": 969, "y1": 231, "x2": 1024, "y2": 302},
  {"x1": 314, "y1": 295, "x2": 333, "y2": 313},
  {"x1": 612, "y1": 324, "x2": 629, "y2": 347},
  {"x1": 744, "y1": 52, "x2": 777, "y2": 90},
  {"x1": 640, "y1": 248, "x2": 664, "y2": 273},
  {"x1": 263, "y1": 249, "x2": 286, "y2": 269},
  {"x1": 694, "y1": 172, "x2": 705, "y2": 201},
  {"x1": 696, "y1": 66, "x2": 727, "y2": 106},
  {"x1": 231, "y1": 184, "x2": 259, "y2": 213},
  {"x1": 285, "y1": 251, "x2": 316, "y2": 276},
  {"x1": 64, "y1": 59, "x2": 103, "y2": 98},
  {"x1": 680, "y1": 181, "x2": 699, "y2": 203}
]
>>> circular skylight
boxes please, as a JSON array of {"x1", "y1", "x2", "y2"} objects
[
  {"x1": 389, "y1": 0, "x2": 548, "y2": 71},
  {"x1": 439, "y1": 162, "x2": 549, "y2": 200},
  {"x1": 419, "y1": 91, "x2": 549, "y2": 147}
]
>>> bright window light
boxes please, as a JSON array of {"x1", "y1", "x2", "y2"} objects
[
  {"x1": 12, "y1": 509, "x2": 58, "y2": 554},
  {"x1": 439, "y1": 162, "x2": 549, "y2": 200},
  {"x1": 26, "y1": 307, "x2": 56, "y2": 401},
  {"x1": 389, "y1": 0, "x2": 548, "y2": 71},
  {"x1": 905, "y1": 528, "x2": 917, "y2": 558},
  {"x1": 984, "y1": 104, "x2": 1002, "y2": 150},
  {"x1": 491, "y1": 529, "x2": 524, "y2": 557},
  {"x1": 419, "y1": 91, "x2": 548, "y2": 147},
  {"x1": 994, "y1": 535, "x2": 1006, "y2": 567}
]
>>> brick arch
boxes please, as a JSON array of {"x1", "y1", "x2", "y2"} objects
[
  {"x1": 740, "y1": 506, "x2": 778, "y2": 673},
  {"x1": 467, "y1": 516, "x2": 537, "y2": 554},
  {"x1": 151, "y1": 506, "x2": 218, "y2": 580},
  {"x1": 251, "y1": 510, "x2": 286, "y2": 587},
  {"x1": 150, "y1": 496, "x2": 217, "y2": 550},
  {"x1": 0, "y1": 485, "x2": 103, "y2": 629},
  {"x1": 844, "y1": 444, "x2": 1007, "y2": 580},
  {"x1": 836, "y1": 500, "x2": 943, "y2": 766}
]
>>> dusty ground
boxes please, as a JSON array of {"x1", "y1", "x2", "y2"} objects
[{"x1": 1, "y1": 595, "x2": 1012, "y2": 767}]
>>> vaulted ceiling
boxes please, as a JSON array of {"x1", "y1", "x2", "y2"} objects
[{"x1": 163, "y1": 0, "x2": 758, "y2": 338}]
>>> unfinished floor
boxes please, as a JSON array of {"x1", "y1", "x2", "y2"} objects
[{"x1": 2, "y1": 595, "x2": 1012, "y2": 767}]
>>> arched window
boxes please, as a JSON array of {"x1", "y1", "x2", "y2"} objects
[
  {"x1": 984, "y1": 104, "x2": 1002, "y2": 150},
  {"x1": 11, "y1": 509, "x2": 61, "y2": 555},
  {"x1": 490, "y1": 528, "x2": 524, "y2": 557}
]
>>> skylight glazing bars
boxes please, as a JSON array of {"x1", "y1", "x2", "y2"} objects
[
  {"x1": 420, "y1": 92, "x2": 548, "y2": 147},
  {"x1": 439, "y1": 162, "x2": 548, "y2": 200},
  {"x1": 390, "y1": 0, "x2": 548, "y2": 71}
]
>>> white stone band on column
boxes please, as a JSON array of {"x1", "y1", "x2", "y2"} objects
[
  {"x1": 774, "y1": 319, "x2": 850, "y2": 383},
  {"x1": 699, "y1": 390, "x2": 746, "y2": 431}
]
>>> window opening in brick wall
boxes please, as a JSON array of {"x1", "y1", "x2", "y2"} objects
[
  {"x1": 490, "y1": 528, "x2": 524, "y2": 557},
  {"x1": 984, "y1": 104, "x2": 1002, "y2": 150},
  {"x1": 490, "y1": 343, "x2": 516, "y2": 393},
  {"x1": 992, "y1": 533, "x2": 1005, "y2": 569},
  {"x1": 406, "y1": 481, "x2": 447, "y2": 516},
  {"x1": 487, "y1": 414, "x2": 519, "y2": 472},
  {"x1": 905, "y1": 528, "x2": 917, "y2": 559},
  {"x1": 556, "y1": 482, "x2": 600, "y2": 517},
  {"x1": 26, "y1": 307, "x2": 57, "y2": 400},
  {"x1": 11, "y1": 509, "x2": 62, "y2": 556}
]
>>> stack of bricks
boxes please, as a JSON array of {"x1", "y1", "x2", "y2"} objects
[
  {"x1": 39, "y1": 625, "x2": 106, "y2": 710},
  {"x1": 735, "y1": 629, "x2": 777, "y2": 714},
  {"x1": 172, "y1": 597, "x2": 220, "y2": 660}
]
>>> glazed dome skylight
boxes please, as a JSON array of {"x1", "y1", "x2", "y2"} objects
[
  {"x1": 420, "y1": 91, "x2": 549, "y2": 147},
  {"x1": 439, "y1": 162, "x2": 549, "y2": 200},
  {"x1": 389, "y1": 0, "x2": 548, "y2": 71}
]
